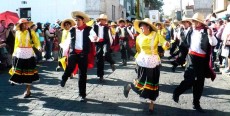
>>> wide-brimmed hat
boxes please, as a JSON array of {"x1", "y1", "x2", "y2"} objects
[
  {"x1": 190, "y1": 12, "x2": 206, "y2": 25},
  {"x1": 96, "y1": 14, "x2": 108, "y2": 21},
  {"x1": 110, "y1": 22, "x2": 116, "y2": 26},
  {"x1": 71, "y1": 11, "x2": 90, "y2": 23},
  {"x1": 180, "y1": 16, "x2": 192, "y2": 24},
  {"x1": 61, "y1": 19, "x2": 76, "y2": 29},
  {"x1": 154, "y1": 22, "x2": 164, "y2": 28},
  {"x1": 134, "y1": 18, "x2": 157, "y2": 33},
  {"x1": 117, "y1": 18, "x2": 126, "y2": 24},
  {"x1": 16, "y1": 18, "x2": 33, "y2": 30}
]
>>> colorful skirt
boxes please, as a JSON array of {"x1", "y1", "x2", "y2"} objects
[
  {"x1": 9, "y1": 48, "x2": 39, "y2": 85},
  {"x1": 134, "y1": 65, "x2": 160, "y2": 101}
]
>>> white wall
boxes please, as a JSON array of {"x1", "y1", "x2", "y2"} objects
[{"x1": 0, "y1": 0, "x2": 86, "y2": 24}]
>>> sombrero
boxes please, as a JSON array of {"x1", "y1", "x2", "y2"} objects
[
  {"x1": 71, "y1": 11, "x2": 90, "y2": 23},
  {"x1": 110, "y1": 22, "x2": 116, "y2": 26},
  {"x1": 16, "y1": 18, "x2": 33, "y2": 30},
  {"x1": 190, "y1": 12, "x2": 206, "y2": 25},
  {"x1": 96, "y1": 14, "x2": 108, "y2": 21},
  {"x1": 61, "y1": 19, "x2": 76, "y2": 29},
  {"x1": 117, "y1": 18, "x2": 126, "y2": 24},
  {"x1": 134, "y1": 18, "x2": 157, "y2": 33}
]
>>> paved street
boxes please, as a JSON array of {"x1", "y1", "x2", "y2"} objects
[{"x1": 0, "y1": 52, "x2": 230, "y2": 116}]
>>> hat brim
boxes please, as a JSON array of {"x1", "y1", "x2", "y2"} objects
[
  {"x1": 96, "y1": 18, "x2": 108, "y2": 21},
  {"x1": 61, "y1": 19, "x2": 76, "y2": 29},
  {"x1": 186, "y1": 18, "x2": 206, "y2": 25},
  {"x1": 16, "y1": 21, "x2": 33, "y2": 30},
  {"x1": 117, "y1": 19, "x2": 126, "y2": 24},
  {"x1": 154, "y1": 22, "x2": 164, "y2": 28},
  {"x1": 134, "y1": 20, "x2": 157, "y2": 33},
  {"x1": 72, "y1": 11, "x2": 90, "y2": 23}
]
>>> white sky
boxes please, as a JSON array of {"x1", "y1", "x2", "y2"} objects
[{"x1": 162, "y1": 0, "x2": 194, "y2": 15}]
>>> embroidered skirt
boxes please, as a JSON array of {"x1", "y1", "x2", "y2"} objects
[
  {"x1": 9, "y1": 48, "x2": 39, "y2": 85},
  {"x1": 134, "y1": 65, "x2": 160, "y2": 101}
]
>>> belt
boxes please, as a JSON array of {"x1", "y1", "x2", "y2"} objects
[
  {"x1": 189, "y1": 50, "x2": 206, "y2": 58},
  {"x1": 75, "y1": 49, "x2": 83, "y2": 54}
]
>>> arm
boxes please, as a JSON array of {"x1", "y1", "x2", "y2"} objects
[
  {"x1": 31, "y1": 30, "x2": 41, "y2": 50},
  {"x1": 127, "y1": 28, "x2": 134, "y2": 39},
  {"x1": 88, "y1": 28, "x2": 99, "y2": 42},
  {"x1": 108, "y1": 29, "x2": 113, "y2": 45},
  {"x1": 45, "y1": 30, "x2": 55, "y2": 38},
  {"x1": 207, "y1": 28, "x2": 217, "y2": 46},
  {"x1": 134, "y1": 35, "x2": 140, "y2": 58},
  {"x1": 158, "y1": 33, "x2": 170, "y2": 50}
]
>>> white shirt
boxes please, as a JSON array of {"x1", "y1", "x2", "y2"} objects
[
  {"x1": 98, "y1": 25, "x2": 104, "y2": 39},
  {"x1": 190, "y1": 28, "x2": 217, "y2": 54}
]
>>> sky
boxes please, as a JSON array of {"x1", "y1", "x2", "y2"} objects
[{"x1": 162, "y1": 0, "x2": 194, "y2": 15}]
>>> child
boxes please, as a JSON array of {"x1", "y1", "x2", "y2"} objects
[{"x1": 52, "y1": 37, "x2": 59, "y2": 61}]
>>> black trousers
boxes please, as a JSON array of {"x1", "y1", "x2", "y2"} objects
[
  {"x1": 120, "y1": 40, "x2": 129, "y2": 60},
  {"x1": 62, "y1": 53, "x2": 88, "y2": 98},
  {"x1": 174, "y1": 54, "x2": 206, "y2": 105},
  {"x1": 174, "y1": 45, "x2": 188, "y2": 66},
  {"x1": 96, "y1": 43, "x2": 115, "y2": 77},
  {"x1": 170, "y1": 39, "x2": 179, "y2": 56}
]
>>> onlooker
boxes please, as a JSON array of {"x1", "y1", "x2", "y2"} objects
[{"x1": 44, "y1": 22, "x2": 55, "y2": 61}]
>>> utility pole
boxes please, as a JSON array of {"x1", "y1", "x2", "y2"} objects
[
  {"x1": 136, "y1": 0, "x2": 140, "y2": 19},
  {"x1": 180, "y1": 0, "x2": 183, "y2": 18}
]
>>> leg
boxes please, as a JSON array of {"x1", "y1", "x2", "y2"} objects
[
  {"x1": 193, "y1": 76, "x2": 205, "y2": 113},
  {"x1": 173, "y1": 66, "x2": 195, "y2": 102},
  {"x1": 96, "y1": 44, "x2": 104, "y2": 78},
  {"x1": 78, "y1": 54, "x2": 88, "y2": 100},
  {"x1": 61, "y1": 54, "x2": 78, "y2": 87},
  {"x1": 24, "y1": 85, "x2": 31, "y2": 98}
]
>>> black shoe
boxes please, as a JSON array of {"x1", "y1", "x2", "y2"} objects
[
  {"x1": 110, "y1": 64, "x2": 116, "y2": 72},
  {"x1": 172, "y1": 65, "x2": 176, "y2": 72},
  {"x1": 193, "y1": 105, "x2": 205, "y2": 113},
  {"x1": 123, "y1": 84, "x2": 131, "y2": 98},
  {"x1": 80, "y1": 97, "x2": 87, "y2": 102},
  {"x1": 56, "y1": 66, "x2": 61, "y2": 71},
  {"x1": 172, "y1": 92, "x2": 179, "y2": 103},
  {"x1": 99, "y1": 76, "x2": 104, "y2": 81},
  {"x1": 60, "y1": 80, "x2": 66, "y2": 87}
]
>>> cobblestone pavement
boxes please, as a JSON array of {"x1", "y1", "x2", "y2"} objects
[{"x1": 0, "y1": 52, "x2": 230, "y2": 116}]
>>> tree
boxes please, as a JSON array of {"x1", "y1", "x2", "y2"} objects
[{"x1": 145, "y1": 0, "x2": 164, "y2": 12}]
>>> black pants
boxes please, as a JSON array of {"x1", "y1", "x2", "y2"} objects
[
  {"x1": 62, "y1": 53, "x2": 88, "y2": 98},
  {"x1": 174, "y1": 45, "x2": 188, "y2": 66},
  {"x1": 170, "y1": 39, "x2": 179, "y2": 56},
  {"x1": 96, "y1": 43, "x2": 115, "y2": 77},
  {"x1": 120, "y1": 40, "x2": 129, "y2": 60},
  {"x1": 174, "y1": 54, "x2": 206, "y2": 105}
]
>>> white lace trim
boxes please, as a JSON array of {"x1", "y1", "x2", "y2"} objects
[
  {"x1": 13, "y1": 48, "x2": 35, "y2": 59},
  {"x1": 136, "y1": 53, "x2": 161, "y2": 68}
]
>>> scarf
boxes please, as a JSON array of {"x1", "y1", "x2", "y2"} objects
[{"x1": 77, "y1": 24, "x2": 87, "y2": 30}]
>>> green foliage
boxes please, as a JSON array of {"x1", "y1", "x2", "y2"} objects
[{"x1": 146, "y1": 0, "x2": 164, "y2": 12}]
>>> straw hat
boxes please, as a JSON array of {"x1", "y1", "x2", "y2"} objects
[
  {"x1": 134, "y1": 18, "x2": 157, "y2": 33},
  {"x1": 154, "y1": 22, "x2": 164, "y2": 28},
  {"x1": 96, "y1": 14, "x2": 108, "y2": 21},
  {"x1": 180, "y1": 16, "x2": 192, "y2": 24},
  {"x1": 71, "y1": 11, "x2": 90, "y2": 23},
  {"x1": 190, "y1": 12, "x2": 206, "y2": 25},
  {"x1": 110, "y1": 22, "x2": 116, "y2": 26},
  {"x1": 61, "y1": 19, "x2": 76, "y2": 29},
  {"x1": 16, "y1": 18, "x2": 33, "y2": 30},
  {"x1": 117, "y1": 18, "x2": 126, "y2": 24}
]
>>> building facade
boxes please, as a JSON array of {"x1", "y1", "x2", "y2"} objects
[{"x1": 0, "y1": 0, "x2": 123, "y2": 23}]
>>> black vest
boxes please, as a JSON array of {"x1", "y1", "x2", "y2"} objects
[
  {"x1": 183, "y1": 28, "x2": 210, "y2": 54},
  {"x1": 69, "y1": 26, "x2": 92, "y2": 54},
  {"x1": 115, "y1": 27, "x2": 129, "y2": 41},
  {"x1": 93, "y1": 25, "x2": 110, "y2": 45}
]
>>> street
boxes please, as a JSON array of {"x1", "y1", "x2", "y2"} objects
[{"x1": 0, "y1": 52, "x2": 230, "y2": 116}]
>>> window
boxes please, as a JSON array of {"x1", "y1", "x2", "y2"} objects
[{"x1": 112, "y1": 5, "x2": 115, "y2": 20}]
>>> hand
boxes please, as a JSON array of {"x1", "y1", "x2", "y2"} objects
[{"x1": 165, "y1": 41, "x2": 170, "y2": 48}]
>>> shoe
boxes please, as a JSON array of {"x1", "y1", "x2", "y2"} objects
[
  {"x1": 60, "y1": 80, "x2": 66, "y2": 87},
  {"x1": 172, "y1": 92, "x2": 179, "y2": 103},
  {"x1": 47, "y1": 58, "x2": 53, "y2": 61},
  {"x1": 99, "y1": 76, "x2": 104, "y2": 81},
  {"x1": 80, "y1": 97, "x2": 87, "y2": 102},
  {"x1": 193, "y1": 104, "x2": 205, "y2": 113},
  {"x1": 171, "y1": 66, "x2": 176, "y2": 72},
  {"x1": 110, "y1": 64, "x2": 116, "y2": 72},
  {"x1": 123, "y1": 84, "x2": 131, "y2": 98},
  {"x1": 23, "y1": 92, "x2": 31, "y2": 98}
]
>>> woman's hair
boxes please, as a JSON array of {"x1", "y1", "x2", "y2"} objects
[
  {"x1": 36, "y1": 22, "x2": 42, "y2": 32},
  {"x1": 64, "y1": 21, "x2": 71, "y2": 26},
  {"x1": 7, "y1": 23, "x2": 14, "y2": 28},
  {"x1": 139, "y1": 22, "x2": 153, "y2": 32}
]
